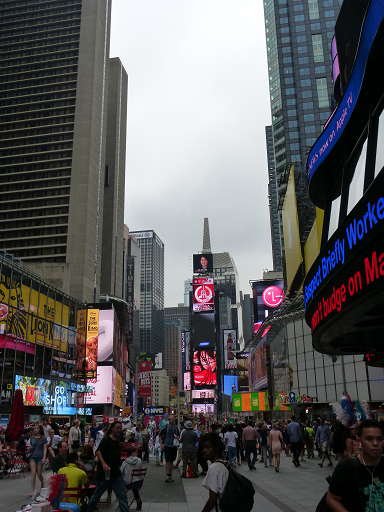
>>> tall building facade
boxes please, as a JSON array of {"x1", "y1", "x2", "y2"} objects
[
  {"x1": 266, "y1": 126, "x2": 282, "y2": 271},
  {"x1": 164, "y1": 306, "x2": 191, "y2": 331},
  {"x1": 263, "y1": 0, "x2": 342, "y2": 255},
  {"x1": 0, "y1": 0, "x2": 127, "y2": 303},
  {"x1": 164, "y1": 319, "x2": 182, "y2": 396},
  {"x1": 130, "y1": 230, "x2": 164, "y2": 354}
]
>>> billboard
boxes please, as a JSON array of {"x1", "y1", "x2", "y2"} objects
[
  {"x1": 192, "y1": 403, "x2": 215, "y2": 415},
  {"x1": 185, "y1": 331, "x2": 191, "y2": 371},
  {"x1": 15, "y1": 375, "x2": 91, "y2": 415},
  {"x1": 193, "y1": 254, "x2": 213, "y2": 274},
  {"x1": 140, "y1": 352, "x2": 162, "y2": 369},
  {"x1": 138, "y1": 361, "x2": 152, "y2": 398},
  {"x1": 193, "y1": 278, "x2": 214, "y2": 312},
  {"x1": 74, "y1": 309, "x2": 99, "y2": 380},
  {"x1": 232, "y1": 392, "x2": 269, "y2": 412},
  {"x1": 98, "y1": 309, "x2": 126, "y2": 380},
  {"x1": 223, "y1": 375, "x2": 238, "y2": 401},
  {"x1": 86, "y1": 366, "x2": 114, "y2": 404},
  {"x1": 252, "y1": 279, "x2": 284, "y2": 333},
  {"x1": 193, "y1": 312, "x2": 215, "y2": 349},
  {"x1": 237, "y1": 357, "x2": 249, "y2": 392},
  {"x1": 223, "y1": 329, "x2": 236, "y2": 369},
  {"x1": 184, "y1": 372, "x2": 191, "y2": 391},
  {"x1": 192, "y1": 389, "x2": 215, "y2": 399},
  {"x1": 248, "y1": 340, "x2": 268, "y2": 392},
  {"x1": 193, "y1": 350, "x2": 217, "y2": 387}
]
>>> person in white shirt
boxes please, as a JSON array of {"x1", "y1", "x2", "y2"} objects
[
  {"x1": 42, "y1": 419, "x2": 51, "y2": 438},
  {"x1": 224, "y1": 424, "x2": 238, "y2": 468},
  {"x1": 200, "y1": 433, "x2": 228, "y2": 512}
]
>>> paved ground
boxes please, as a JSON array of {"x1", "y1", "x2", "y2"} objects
[{"x1": 3, "y1": 453, "x2": 333, "y2": 512}]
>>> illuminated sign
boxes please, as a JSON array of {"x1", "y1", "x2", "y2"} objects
[
  {"x1": 262, "y1": 286, "x2": 284, "y2": 308},
  {"x1": 223, "y1": 330, "x2": 237, "y2": 369},
  {"x1": 193, "y1": 350, "x2": 217, "y2": 387},
  {"x1": 138, "y1": 361, "x2": 152, "y2": 398},
  {"x1": 192, "y1": 389, "x2": 215, "y2": 399},
  {"x1": 193, "y1": 278, "x2": 214, "y2": 312},
  {"x1": 252, "y1": 279, "x2": 284, "y2": 332},
  {"x1": 193, "y1": 254, "x2": 213, "y2": 274}
]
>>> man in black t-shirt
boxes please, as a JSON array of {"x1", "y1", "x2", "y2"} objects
[
  {"x1": 327, "y1": 419, "x2": 384, "y2": 512},
  {"x1": 87, "y1": 421, "x2": 128, "y2": 512}
]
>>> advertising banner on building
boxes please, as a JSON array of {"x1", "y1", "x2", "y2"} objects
[
  {"x1": 252, "y1": 279, "x2": 284, "y2": 334},
  {"x1": 138, "y1": 361, "x2": 152, "y2": 398},
  {"x1": 85, "y1": 309, "x2": 98, "y2": 379},
  {"x1": 223, "y1": 329, "x2": 237, "y2": 369},
  {"x1": 192, "y1": 389, "x2": 215, "y2": 399},
  {"x1": 114, "y1": 371, "x2": 124, "y2": 408},
  {"x1": 184, "y1": 372, "x2": 191, "y2": 390},
  {"x1": 193, "y1": 350, "x2": 217, "y2": 387},
  {"x1": 74, "y1": 309, "x2": 87, "y2": 379},
  {"x1": 232, "y1": 392, "x2": 269, "y2": 412},
  {"x1": 140, "y1": 352, "x2": 162, "y2": 369},
  {"x1": 193, "y1": 278, "x2": 214, "y2": 312},
  {"x1": 237, "y1": 356, "x2": 249, "y2": 392},
  {"x1": 185, "y1": 331, "x2": 191, "y2": 371},
  {"x1": 248, "y1": 340, "x2": 268, "y2": 392},
  {"x1": 193, "y1": 254, "x2": 213, "y2": 274}
]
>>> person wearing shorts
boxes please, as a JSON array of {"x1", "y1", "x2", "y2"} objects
[
  {"x1": 159, "y1": 415, "x2": 179, "y2": 482},
  {"x1": 28, "y1": 424, "x2": 48, "y2": 497}
]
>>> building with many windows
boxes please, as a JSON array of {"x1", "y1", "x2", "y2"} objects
[
  {"x1": 266, "y1": 126, "x2": 282, "y2": 271},
  {"x1": 130, "y1": 230, "x2": 164, "y2": 354},
  {"x1": 164, "y1": 319, "x2": 182, "y2": 396},
  {"x1": 0, "y1": 0, "x2": 127, "y2": 303},
  {"x1": 151, "y1": 369, "x2": 169, "y2": 407}
]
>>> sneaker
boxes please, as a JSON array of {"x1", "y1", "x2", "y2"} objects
[
  {"x1": 34, "y1": 495, "x2": 46, "y2": 503},
  {"x1": 301, "y1": 458, "x2": 306, "y2": 462},
  {"x1": 327, "y1": 462, "x2": 333, "y2": 467},
  {"x1": 136, "y1": 499, "x2": 142, "y2": 510}
]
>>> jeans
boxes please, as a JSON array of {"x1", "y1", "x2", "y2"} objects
[
  {"x1": 87, "y1": 473, "x2": 129, "y2": 512},
  {"x1": 291, "y1": 441, "x2": 301, "y2": 462},
  {"x1": 262, "y1": 445, "x2": 272, "y2": 466},
  {"x1": 228, "y1": 446, "x2": 237, "y2": 465},
  {"x1": 181, "y1": 451, "x2": 197, "y2": 477},
  {"x1": 142, "y1": 442, "x2": 149, "y2": 461},
  {"x1": 245, "y1": 440, "x2": 258, "y2": 468}
]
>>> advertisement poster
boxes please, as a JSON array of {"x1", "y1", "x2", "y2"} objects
[
  {"x1": 223, "y1": 329, "x2": 237, "y2": 369},
  {"x1": 193, "y1": 278, "x2": 214, "y2": 312},
  {"x1": 193, "y1": 254, "x2": 213, "y2": 274},
  {"x1": 192, "y1": 403, "x2": 214, "y2": 415},
  {"x1": 237, "y1": 356, "x2": 249, "y2": 392},
  {"x1": 15, "y1": 375, "x2": 91, "y2": 415},
  {"x1": 85, "y1": 309, "x2": 98, "y2": 379},
  {"x1": 138, "y1": 361, "x2": 152, "y2": 398},
  {"x1": 232, "y1": 392, "x2": 269, "y2": 412},
  {"x1": 192, "y1": 389, "x2": 215, "y2": 399},
  {"x1": 185, "y1": 331, "x2": 191, "y2": 371},
  {"x1": 252, "y1": 280, "x2": 284, "y2": 333},
  {"x1": 74, "y1": 309, "x2": 87, "y2": 379},
  {"x1": 140, "y1": 352, "x2": 162, "y2": 369},
  {"x1": 193, "y1": 350, "x2": 217, "y2": 387},
  {"x1": 114, "y1": 371, "x2": 124, "y2": 408},
  {"x1": 184, "y1": 372, "x2": 191, "y2": 391},
  {"x1": 248, "y1": 340, "x2": 268, "y2": 392},
  {"x1": 0, "y1": 276, "x2": 69, "y2": 351}
]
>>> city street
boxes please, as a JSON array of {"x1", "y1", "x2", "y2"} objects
[{"x1": 4, "y1": 453, "x2": 330, "y2": 512}]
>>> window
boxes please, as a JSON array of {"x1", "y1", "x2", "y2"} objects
[
  {"x1": 304, "y1": 113, "x2": 315, "y2": 122},
  {"x1": 305, "y1": 125, "x2": 316, "y2": 133},
  {"x1": 278, "y1": 0, "x2": 287, "y2": 4},
  {"x1": 311, "y1": 22, "x2": 321, "y2": 30},
  {"x1": 324, "y1": 0, "x2": 333, "y2": 5},
  {"x1": 288, "y1": 120, "x2": 298, "y2": 127},
  {"x1": 294, "y1": 4, "x2": 304, "y2": 11},
  {"x1": 300, "y1": 67, "x2": 310, "y2": 75},
  {"x1": 281, "y1": 26, "x2": 290, "y2": 33},
  {"x1": 325, "y1": 10, "x2": 335, "y2": 17},
  {"x1": 303, "y1": 101, "x2": 314, "y2": 109},
  {"x1": 291, "y1": 154, "x2": 301, "y2": 161},
  {"x1": 282, "y1": 46, "x2": 292, "y2": 53},
  {"x1": 295, "y1": 14, "x2": 305, "y2": 21},
  {"x1": 308, "y1": 0, "x2": 320, "y2": 19},
  {"x1": 284, "y1": 66, "x2": 293, "y2": 74},
  {"x1": 296, "y1": 25, "x2": 306, "y2": 33},
  {"x1": 301, "y1": 79, "x2": 311, "y2": 86},
  {"x1": 283, "y1": 57, "x2": 292, "y2": 63},
  {"x1": 287, "y1": 98, "x2": 296, "y2": 106},
  {"x1": 316, "y1": 77, "x2": 329, "y2": 107},
  {"x1": 326, "y1": 20, "x2": 335, "y2": 28},
  {"x1": 286, "y1": 88, "x2": 296, "y2": 95},
  {"x1": 290, "y1": 143, "x2": 300, "y2": 150},
  {"x1": 297, "y1": 35, "x2": 307, "y2": 43},
  {"x1": 302, "y1": 90, "x2": 313, "y2": 98},
  {"x1": 281, "y1": 36, "x2": 291, "y2": 43},
  {"x1": 315, "y1": 65, "x2": 326, "y2": 74},
  {"x1": 285, "y1": 77, "x2": 294, "y2": 84},
  {"x1": 287, "y1": 109, "x2": 297, "y2": 117},
  {"x1": 279, "y1": 7, "x2": 288, "y2": 14},
  {"x1": 320, "y1": 111, "x2": 330, "y2": 120},
  {"x1": 298, "y1": 46, "x2": 308, "y2": 53},
  {"x1": 280, "y1": 17, "x2": 289, "y2": 23},
  {"x1": 312, "y1": 34, "x2": 325, "y2": 62},
  {"x1": 299, "y1": 56, "x2": 309, "y2": 65},
  {"x1": 289, "y1": 131, "x2": 299, "y2": 139}
]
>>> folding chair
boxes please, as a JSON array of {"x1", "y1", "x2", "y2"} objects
[
  {"x1": 7, "y1": 451, "x2": 26, "y2": 479},
  {"x1": 60, "y1": 486, "x2": 82, "y2": 512},
  {"x1": 116, "y1": 468, "x2": 147, "y2": 510}
]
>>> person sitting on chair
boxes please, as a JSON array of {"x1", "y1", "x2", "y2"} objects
[
  {"x1": 121, "y1": 446, "x2": 143, "y2": 511},
  {"x1": 58, "y1": 452, "x2": 88, "y2": 504}
]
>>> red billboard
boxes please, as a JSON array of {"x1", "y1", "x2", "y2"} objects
[
  {"x1": 193, "y1": 350, "x2": 217, "y2": 387},
  {"x1": 193, "y1": 278, "x2": 214, "y2": 312},
  {"x1": 138, "y1": 361, "x2": 152, "y2": 398}
]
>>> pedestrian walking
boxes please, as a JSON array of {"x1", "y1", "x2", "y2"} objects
[
  {"x1": 180, "y1": 420, "x2": 198, "y2": 478},
  {"x1": 28, "y1": 424, "x2": 48, "y2": 497},
  {"x1": 87, "y1": 421, "x2": 128, "y2": 512},
  {"x1": 159, "y1": 415, "x2": 180, "y2": 482},
  {"x1": 260, "y1": 424, "x2": 272, "y2": 468},
  {"x1": 287, "y1": 416, "x2": 302, "y2": 467},
  {"x1": 305, "y1": 420, "x2": 315, "y2": 458},
  {"x1": 225, "y1": 424, "x2": 238, "y2": 468},
  {"x1": 316, "y1": 418, "x2": 333, "y2": 468},
  {"x1": 68, "y1": 420, "x2": 81, "y2": 454},
  {"x1": 269, "y1": 423, "x2": 283, "y2": 472},
  {"x1": 242, "y1": 420, "x2": 259, "y2": 470}
]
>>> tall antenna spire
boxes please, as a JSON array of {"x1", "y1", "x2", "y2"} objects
[{"x1": 202, "y1": 218, "x2": 212, "y2": 253}]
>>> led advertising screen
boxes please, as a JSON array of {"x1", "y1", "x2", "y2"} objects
[
  {"x1": 193, "y1": 312, "x2": 215, "y2": 348},
  {"x1": 252, "y1": 280, "x2": 284, "y2": 332},
  {"x1": 193, "y1": 254, "x2": 213, "y2": 274},
  {"x1": 248, "y1": 340, "x2": 268, "y2": 392},
  {"x1": 237, "y1": 357, "x2": 249, "y2": 392},
  {"x1": 86, "y1": 365, "x2": 114, "y2": 404},
  {"x1": 185, "y1": 331, "x2": 191, "y2": 372},
  {"x1": 193, "y1": 350, "x2": 217, "y2": 387},
  {"x1": 223, "y1": 329, "x2": 237, "y2": 369},
  {"x1": 192, "y1": 403, "x2": 215, "y2": 415},
  {"x1": 140, "y1": 352, "x2": 162, "y2": 369},
  {"x1": 138, "y1": 361, "x2": 152, "y2": 398},
  {"x1": 184, "y1": 372, "x2": 191, "y2": 391},
  {"x1": 193, "y1": 278, "x2": 214, "y2": 312},
  {"x1": 192, "y1": 389, "x2": 215, "y2": 399}
]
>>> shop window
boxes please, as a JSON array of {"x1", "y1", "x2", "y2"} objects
[{"x1": 347, "y1": 138, "x2": 367, "y2": 214}]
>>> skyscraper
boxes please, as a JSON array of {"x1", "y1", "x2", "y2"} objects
[
  {"x1": 0, "y1": 0, "x2": 127, "y2": 303},
  {"x1": 130, "y1": 230, "x2": 165, "y2": 354},
  {"x1": 263, "y1": 0, "x2": 342, "y2": 256}
]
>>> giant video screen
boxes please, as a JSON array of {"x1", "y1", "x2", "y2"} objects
[
  {"x1": 193, "y1": 254, "x2": 213, "y2": 274},
  {"x1": 193, "y1": 278, "x2": 214, "y2": 312},
  {"x1": 193, "y1": 350, "x2": 217, "y2": 387}
]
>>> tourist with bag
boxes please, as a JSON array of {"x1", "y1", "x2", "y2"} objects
[{"x1": 28, "y1": 424, "x2": 48, "y2": 498}]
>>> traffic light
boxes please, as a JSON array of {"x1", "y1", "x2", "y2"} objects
[{"x1": 171, "y1": 386, "x2": 176, "y2": 397}]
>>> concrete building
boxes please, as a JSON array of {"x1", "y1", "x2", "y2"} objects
[
  {"x1": 130, "y1": 230, "x2": 164, "y2": 354},
  {"x1": 241, "y1": 292, "x2": 254, "y2": 345},
  {"x1": 164, "y1": 319, "x2": 183, "y2": 396},
  {"x1": 184, "y1": 279, "x2": 192, "y2": 307},
  {"x1": 266, "y1": 125, "x2": 282, "y2": 271},
  {"x1": 0, "y1": 0, "x2": 127, "y2": 303},
  {"x1": 151, "y1": 369, "x2": 169, "y2": 407},
  {"x1": 164, "y1": 305, "x2": 191, "y2": 331}
]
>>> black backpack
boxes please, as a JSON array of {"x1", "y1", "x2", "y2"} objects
[{"x1": 214, "y1": 460, "x2": 255, "y2": 512}]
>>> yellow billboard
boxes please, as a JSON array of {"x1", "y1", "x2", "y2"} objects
[
  {"x1": 0, "y1": 274, "x2": 69, "y2": 352},
  {"x1": 304, "y1": 207, "x2": 324, "y2": 274},
  {"x1": 114, "y1": 371, "x2": 124, "y2": 408},
  {"x1": 282, "y1": 166, "x2": 303, "y2": 292}
]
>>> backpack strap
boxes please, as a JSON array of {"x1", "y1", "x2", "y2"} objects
[{"x1": 214, "y1": 459, "x2": 230, "y2": 512}]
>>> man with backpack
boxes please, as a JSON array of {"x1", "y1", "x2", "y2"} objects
[{"x1": 325, "y1": 419, "x2": 384, "y2": 511}]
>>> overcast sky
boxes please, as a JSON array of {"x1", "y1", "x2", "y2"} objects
[{"x1": 110, "y1": 0, "x2": 273, "y2": 307}]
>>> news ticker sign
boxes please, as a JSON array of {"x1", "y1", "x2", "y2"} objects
[
  {"x1": 304, "y1": 168, "x2": 384, "y2": 351},
  {"x1": 193, "y1": 277, "x2": 214, "y2": 312}
]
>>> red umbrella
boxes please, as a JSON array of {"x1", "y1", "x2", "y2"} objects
[{"x1": 7, "y1": 389, "x2": 25, "y2": 441}]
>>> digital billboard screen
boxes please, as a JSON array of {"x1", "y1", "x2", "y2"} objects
[
  {"x1": 192, "y1": 389, "x2": 215, "y2": 399},
  {"x1": 192, "y1": 403, "x2": 215, "y2": 415},
  {"x1": 223, "y1": 329, "x2": 237, "y2": 369},
  {"x1": 193, "y1": 350, "x2": 217, "y2": 387},
  {"x1": 193, "y1": 312, "x2": 215, "y2": 348},
  {"x1": 193, "y1": 254, "x2": 213, "y2": 274},
  {"x1": 193, "y1": 278, "x2": 214, "y2": 312},
  {"x1": 252, "y1": 280, "x2": 284, "y2": 332}
]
